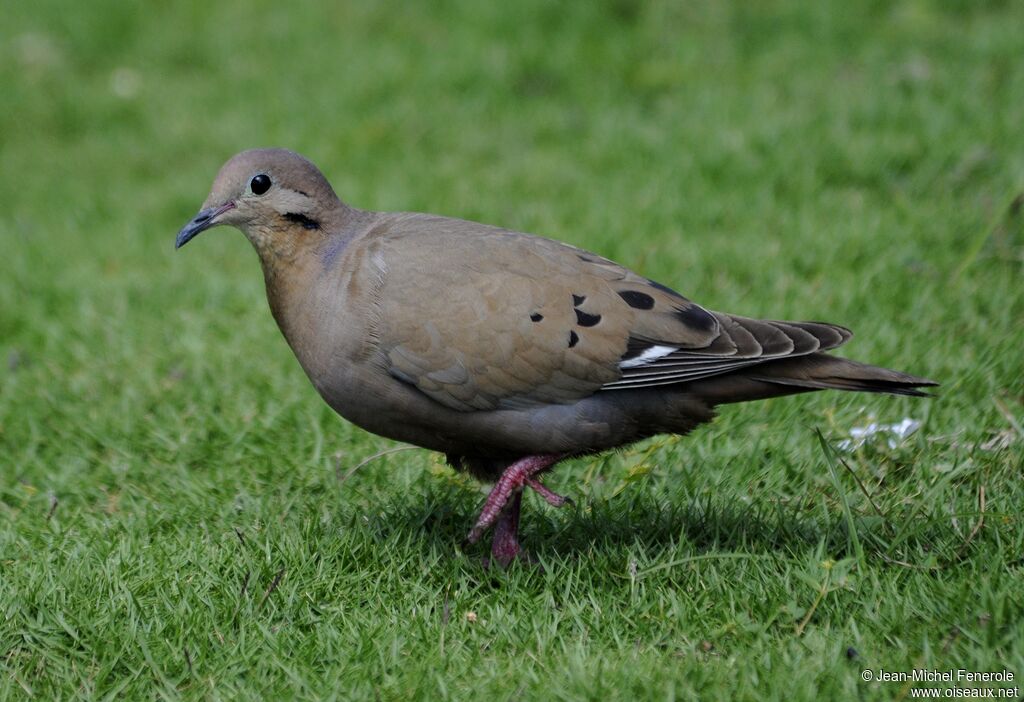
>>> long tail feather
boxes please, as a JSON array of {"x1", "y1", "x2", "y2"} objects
[{"x1": 687, "y1": 353, "x2": 937, "y2": 405}]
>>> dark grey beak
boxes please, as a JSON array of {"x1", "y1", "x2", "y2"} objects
[{"x1": 175, "y1": 202, "x2": 235, "y2": 249}]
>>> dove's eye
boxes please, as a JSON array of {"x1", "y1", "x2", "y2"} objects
[{"x1": 250, "y1": 174, "x2": 271, "y2": 195}]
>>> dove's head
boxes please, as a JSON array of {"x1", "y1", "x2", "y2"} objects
[{"x1": 176, "y1": 149, "x2": 349, "y2": 258}]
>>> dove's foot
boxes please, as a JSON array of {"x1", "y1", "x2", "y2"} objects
[{"x1": 465, "y1": 453, "x2": 568, "y2": 565}]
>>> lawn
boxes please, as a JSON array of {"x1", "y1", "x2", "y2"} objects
[{"x1": 2, "y1": 1, "x2": 1023, "y2": 699}]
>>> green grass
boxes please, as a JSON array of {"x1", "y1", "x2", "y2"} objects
[{"x1": 2, "y1": 1, "x2": 1023, "y2": 699}]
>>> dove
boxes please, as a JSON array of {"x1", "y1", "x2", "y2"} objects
[{"x1": 177, "y1": 148, "x2": 936, "y2": 566}]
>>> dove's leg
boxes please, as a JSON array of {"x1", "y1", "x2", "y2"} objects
[
  {"x1": 489, "y1": 491, "x2": 523, "y2": 567},
  {"x1": 466, "y1": 454, "x2": 567, "y2": 557},
  {"x1": 525, "y1": 477, "x2": 570, "y2": 507},
  {"x1": 490, "y1": 477, "x2": 571, "y2": 566}
]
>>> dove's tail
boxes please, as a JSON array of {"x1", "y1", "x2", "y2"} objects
[{"x1": 688, "y1": 353, "x2": 938, "y2": 406}]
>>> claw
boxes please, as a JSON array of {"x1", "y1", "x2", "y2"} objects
[{"x1": 525, "y1": 477, "x2": 569, "y2": 507}]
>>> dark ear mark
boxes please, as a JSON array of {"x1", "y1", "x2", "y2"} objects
[{"x1": 284, "y1": 212, "x2": 320, "y2": 230}]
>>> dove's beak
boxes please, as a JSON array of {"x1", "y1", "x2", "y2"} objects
[{"x1": 175, "y1": 201, "x2": 236, "y2": 249}]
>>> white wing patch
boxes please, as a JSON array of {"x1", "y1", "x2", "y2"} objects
[{"x1": 618, "y1": 344, "x2": 677, "y2": 369}]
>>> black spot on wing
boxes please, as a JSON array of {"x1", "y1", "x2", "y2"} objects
[
  {"x1": 530, "y1": 313, "x2": 543, "y2": 322},
  {"x1": 674, "y1": 305, "x2": 716, "y2": 332},
  {"x1": 568, "y1": 331, "x2": 579, "y2": 348},
  {"x1": 284, "y1": 212, "x2": 320, "y2": 230},
  {"x1": 618, "y1": 290, "x2": 655, "y2": 310},
  {"x1": 575, "y1": 309, "x2": 601, "y2": 327},
  {"x1": 648, "y1": 280, "x2": 688, "y2": 299},
  {"x1": 572, "y1": 294, "x2": 586, "y2": 306}
]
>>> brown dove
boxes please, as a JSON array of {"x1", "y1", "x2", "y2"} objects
[{"x1": 176, "y1": 149, "x2": 936, "y2": 566}]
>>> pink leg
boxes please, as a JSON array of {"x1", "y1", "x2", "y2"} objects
[
  {"x1": 525, "y1": 477, "x2": 570, "y2": 507},
  {"x1": 490, "y1": 491, "x2": 522, "y2": 567},
  {"x1": 466, "y1": 453, "x2": 566, "y2": 547}
]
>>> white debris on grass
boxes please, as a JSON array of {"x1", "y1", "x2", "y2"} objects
[
  {"x1": 838, "y1": 417, "x2": 922, "y2": 451},
  {"x1": 110, "y1": 67, "x2": 142, "y2": 99}
]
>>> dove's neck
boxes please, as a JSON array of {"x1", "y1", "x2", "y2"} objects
[
  {"x1": 258, "y1": 246, "x2": 318, "y2": 348},
  {"x1": 249, "y1": 205, "x2": 363, "y2": 323},
  {"x1": 257, "y1": 210, "x2": 383, "y2": 385}
]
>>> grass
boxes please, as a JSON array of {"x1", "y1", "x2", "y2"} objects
[{"x1": 2, "y1": 0, "x2": 1023, "y2": 699}]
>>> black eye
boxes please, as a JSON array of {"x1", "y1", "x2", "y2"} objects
[{"x1": 250, "y1": 174, "x2": 271, "y2": 195}]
